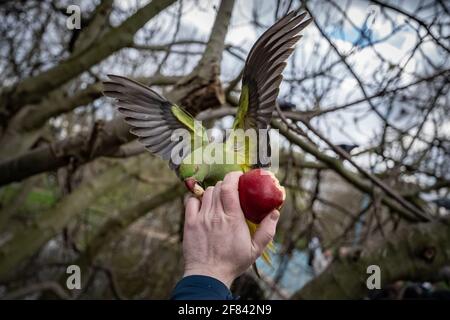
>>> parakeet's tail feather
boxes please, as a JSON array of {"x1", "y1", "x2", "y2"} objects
[
  {"x1": 267, "y1": 240, "x2": 276, "y2": 253},
  {"x1": 252, "y1": 263, "x2": 261, "y2": 279},
  {"x1": 246, "y1": 220, "x2": 274, "y2": 266}
]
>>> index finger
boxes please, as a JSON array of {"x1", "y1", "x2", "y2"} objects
[{"x1": 220, "y1": 171, "x2": 243, "y2": 215}]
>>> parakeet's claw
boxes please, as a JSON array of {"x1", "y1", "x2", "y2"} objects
[{"x1": 184, "y1": 177, "x2": 205, "y2": 197}]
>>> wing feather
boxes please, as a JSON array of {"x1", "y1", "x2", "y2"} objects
[{"x1": 103, "y1": 74, "x2": 205, "y2": 170}]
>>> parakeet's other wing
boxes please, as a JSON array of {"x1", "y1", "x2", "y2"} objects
[{"x1": 103, "y1": 75, "x2": 207, "y2": 170}]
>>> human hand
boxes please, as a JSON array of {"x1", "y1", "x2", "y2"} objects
[{"x1": 182, "y1": 171, "x2": 280, "y2": 288}]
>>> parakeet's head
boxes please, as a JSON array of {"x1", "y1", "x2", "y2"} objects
[{"x1": 179, "y1": 162, "x2": 209, "y2": 196}]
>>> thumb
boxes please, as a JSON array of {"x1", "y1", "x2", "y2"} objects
[{"x1": 251, "y1": 210, "x2": 280, "y2": 258}]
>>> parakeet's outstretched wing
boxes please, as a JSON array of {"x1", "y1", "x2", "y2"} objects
[
  {"x1": 230, "y1": 10, "x2": 311, "y2": 167},
  {"x1": 103, "y1": 75, "x2": 207, "y2": 170},
  {"x1": 233, "y1": 11, "x2": 311, "y2": 131}
]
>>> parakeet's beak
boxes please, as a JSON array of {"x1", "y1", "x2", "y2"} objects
[{"x1": 184, "y1": 178, "x2": 205, "y2": 197}]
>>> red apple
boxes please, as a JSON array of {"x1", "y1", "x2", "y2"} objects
[{"x1": 238, "y1": 169, "x2": 286, "y2": 224}]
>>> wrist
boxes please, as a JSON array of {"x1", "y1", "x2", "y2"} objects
[{"x1": 183, "y1": 265, "x2": 236, "y2": 288}]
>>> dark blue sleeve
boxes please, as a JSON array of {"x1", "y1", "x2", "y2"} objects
[{"x1": 171, "y1": 275, "x2": 236, "y2": 300}]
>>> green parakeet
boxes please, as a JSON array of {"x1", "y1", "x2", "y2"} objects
[{"x1": 103, "y1": 10, "x2": 311, "y2": 266}]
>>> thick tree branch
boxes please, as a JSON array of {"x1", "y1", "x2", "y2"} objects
[
  {"x1": 71, "y1": 0, "x2": 114, "y2": 54},
  {"x1": 0, "y1": 0, "x2": 176, "y2": 120},
  {"x1": 0, "y1": 117, "x2": 133, "y2": 186},
  {"x1": 13, "y1": 75, "x2": 182, "y2": 133},
  {"x1": 170, "y1": 0, "x2": 236, "y2": 113}
]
